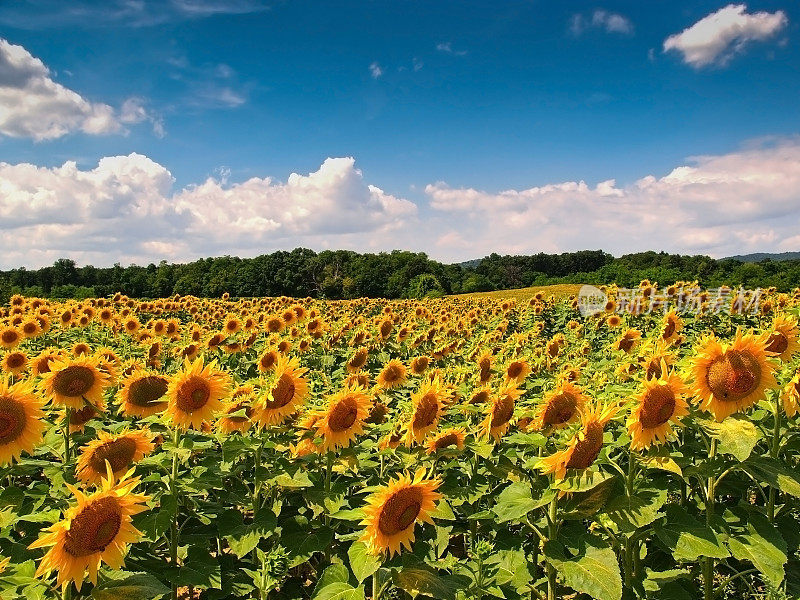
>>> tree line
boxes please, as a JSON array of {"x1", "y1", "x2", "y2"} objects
[{"x1": 1, "y1": 249, "x2": 799, "y2": 301}]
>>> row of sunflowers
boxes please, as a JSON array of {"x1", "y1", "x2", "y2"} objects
[{"x1": 0, "y1": 283, "x2": 799, "y2": 600}]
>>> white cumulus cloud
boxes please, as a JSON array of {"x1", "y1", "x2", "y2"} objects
[{"x1": 663, "y1": 4, "x2": 787, "y2": 68}]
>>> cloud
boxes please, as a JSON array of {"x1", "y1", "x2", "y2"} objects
[
  {"x1": 570, "y1": 10, "x2": 632, "y2": 36},
  {"x1": 4, "y1": 140, "x2": 800, "y2": 268},
  {"x1": 436, "y1": 42, "x2": 467, "y2": 56},
  {"x1": 120, "y1": 97, "x2": 166, "y2": 137},
  {"x1": 369, "y1": 62, "x2": 383, "y2": 79},
  {"x1": 0, "y1": 38, "x2": 121, "y2": 141},
  {"x1": 424, "y1": 137, "x2": 800, "y2": 260},
  {"x1": 663, "y1": 4, "x2": 787, "y2": 68},
  {"x1": 0, "y1": 155, "x2": 417, "y2": 268},
  {"x1": 0, "y1": 0, "x2": 271, "y2": 29}
]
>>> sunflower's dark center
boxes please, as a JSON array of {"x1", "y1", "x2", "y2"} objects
[
  {"x1": 645, "y1": 360, "x2": 662, "y2": 381},
  {"x1": 412, "y1": 358, "x2": 428, "y2": 374},
  {"x1": 378, "y1": 487, "x2": 422, "y2": 536},
  {"x1": 479, "y1": 358, "x2": 491, "y2": 382},
  {"x1": 413, "y1": 393, "x2": 439, "y2": 429},
  {"x1": 507, "y1": 362, "x2": 523, "y2": 379},
  {"x1": 433, "y1": 433, "x2": 458, "y2": 450},
  {"x1": 639, "y1": 386, "x2": 676, "y2": 428},
  {"x1": 380, "y1": 321, "x2": 393, "y2": 338},
  {"x1": 53, "y1": 366, "x2": 95, "y2": 397},
  {"x1": 470, "y1": 390, "x2": 489, "y2": 404},
  {"x1": 265, "y1": 374, "x2": 295, "y2": 409},
  {"x1": 663, "y1": 320, "x2": 676, "y2": 340},
  {"x1": 260, "y1": 353, "x2": 277, "y2": 370},
  {"x1": 349, "y1": 350, "x2": 368, "y2": 371},
  {"x1": 6, "y1": 353, "x2": 25, "y2": 369},
  {"x1": 382, "y1": 365, "x2": 402, "y2": 384},
  {"x1": 328, "y1": 396, "x2": 359, "y2": 432},
  {"x1": 0, "y1": 396, "x2": 25, "y2": 445},
  {"x1": 618, "y1": 335, "x2": 636, "y2": 353},
  {"x1": 765, "y1": 331, "x2": 789, "y2": 355},
  {"x1": 22, "y1": 323, "x2": 37, "y2": 335},
  {"x1": 88, "y1": 437, "x2": 137, "y2": 473},
  {"x1": 543, "y1": 392, "x2": 577, "y2": 426},
  {"x1": 176, "y1": 376, "x2": 211, "y2": 412},
  {"x1": 706, "y1": 350, "x2": 762, "y2": 402},
  {"x1": 566, "y1": 421, "x2": 604, "y2": 470},
  {"x1": 1, "y1": 330, "x2": 19, "y2": 344},
  {"x1": 63, "y1": 497, "x2": 123, "y2": 557},
  {"x1": 491, "y1": 395, "x2": 514, "y2": 428},
  {"x1": 70, "y1": 405, "x2": 97, "y2": 426},
  {"x1": 128, "y1": 376, "x2": 168, "y2": 408}
]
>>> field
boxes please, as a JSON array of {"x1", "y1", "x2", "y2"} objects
[
  {"x1": 0, "y1": 283, "x2": 799, "y2": 600},
  {"x1": 453, "y1": 284, "x2": 583, "y2": 301}
]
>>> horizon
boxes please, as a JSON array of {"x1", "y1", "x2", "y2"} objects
[{"x1": 2, "y1": 1, "x2": 800, "y2": 268}]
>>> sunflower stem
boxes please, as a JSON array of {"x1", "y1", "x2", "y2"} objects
[
  {"x1": 253, "y1": 440, "x2": 263, "y2": 514},
  {"x1": 546, "y1": 493, "x2": 558, "y2": 600},
  {"x1": 170, "y1": 427, "x2": 181, "y2": 600},
  {"x1": 703, "y1": 438, "x2": 717, "y2": 600},
  {"x1": 62, "y1": 408, "x2": 72, "y2": 464},
  {"x1": 63, "y1": 583, "x2": 72, "y2": 600},
  {"x1": 623, "y1": 453, "x2": 637, "y2": 590},
  {"x1": 768, "y1": 398, "x2": 781, "y2": 522}
]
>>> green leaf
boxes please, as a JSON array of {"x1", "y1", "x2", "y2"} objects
[
  {"x1": 312, "y1": 583, "x2": 365, "y2": 600},
  {"x1": 698, "y1": 416, "x2": 760, "y2": 461},
  {"x1": 600, "y1": 488, "x2": 667, "y2": 534},
  {"x1": 273, "y1": 470, "x2": 314, "y2": 489},
  {"x1": 281, "y1": 517, "x2": 334, "y2": 567},
  {"x1": 392, "y1": 566, "x2": 469, "y2": 600},
  {"x1": 348, "y1": 542, "x2": 381, "y2": 583},
  {"x1": 218, "y1": 509, "x2": 277, "y2": 558},
  {"x1": 638, "y1": 449, "x2": 682, "y2": 477},
  {"x1": 726, "y1": 511, "x2": 787, "y2": 586},
  {"x1": 554, "y1": 469, "x2": 612, "y2": 494},
  {"x1": 313, "y1": 565, "x2": 350, "y2": 594},
  {"x1": 745, "y1": 455, "x2": 800, "y2": 498},
  {"x1": 653, "y1": 505, "x2": 729, "y2": 562},
  {"x1": 562, "y1": 477, "x2": 616, "y2": 521},
  {"x1": 488, "y1": 549, "x2": 534, "y2": 591},
  {"x1": 174, "y1": 546, "x2": 221, "y2": 589},
  {"x1": 492, "y1": 481, "x2": 538, "y2": 523},
  {"x1": 91, "y1": 572, "x2": 171, "y2": 600},
  {"x1": 543, "y1": 538, "x2": 622, "y2": 600}
]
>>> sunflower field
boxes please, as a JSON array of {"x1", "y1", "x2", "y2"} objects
[{"x1": 1, "y1": 283, "x2": 800, "y2": 600}]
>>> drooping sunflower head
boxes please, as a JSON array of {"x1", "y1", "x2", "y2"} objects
[
  {"x1": 165, "y1": 357, "x2": 231, "y2": 430},
  {"x1": 538, "y1": 401, "x2": 618, "y2": 480},
  {"x1": 781, "y1": 370, "x2": 800, "y2": 418},
  {"x1": 690, "y1": 330, "x2": 776, "y2": 422},
  {"x1": 403, "y1": 377, "x2": 448, "y2": 445},
  {"x1": 425, "y1": 427, "x2": 466, "y2": 455},
  {"x1": 627, "y1": 362, "x2": 689, "y2": 451},
  {"x1": 253, "y1": 355, "x2": 309, "y2": 427},
  {"x1": 476, "y1": 351, "x2": 493, "y2": 383},
  {"x1": 614, "y1": 329, "x2": 642, "y2": 354},
  {"x1": 0, "y1": 377, "x2": 46, "y2": 466},
  {"x1": 29, "y1": 466, "x2": 149, "y2": 591},
  {"x1": 409, "y1": 356, "x2": 429, "y2": 375},
  {"x1": 347, "y1": 347, "x2": 369, "y2": 373},
  {"x1": 532, "y1": 381, "x2": 588, "y2": 432},
  {"x1": 76, "y1": 429, "x2": 154, "y2": 485},
  {"x1": 661, "y1": 310, "x2": 683, "y2": 344},
  {"x1": 763, "y1": 314, "x2": 800, "y2": 362},
  {"x1": 117, "y1": 367, "x2": 169, "y2": 418},
  {"x1": 377, "y1": 359, "x2": 408, "y2": 390},
  {"x1": 504, "y1": 359, "x2": 532, "y2": 383},
  {"x1": 481, "y1": 381, "x2": 523, "y2": 441},
  {"x1": 313, "y1": 384, "x2": 372, "y2": 452},
  {"x1": 359, "y1": 469, "x2": 442, "y2": 556},
  {"x1": 41, "y1": 355, "x2": 109, "y2": 410}
]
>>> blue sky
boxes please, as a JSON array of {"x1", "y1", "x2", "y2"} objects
[{"x1": 1, "y1": 1, "x2": 799, "y2": 267}]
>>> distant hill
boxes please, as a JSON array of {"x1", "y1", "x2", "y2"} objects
[{"x1": 724, "y1": 252, "x2": 800, "y2": 263}]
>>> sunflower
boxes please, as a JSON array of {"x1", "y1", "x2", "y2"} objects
[
  {"x1": 504, "y1": 359, "x2": 532, "y2": 383},
  {"x1": 41, "y1": 355, "x2": 109, "y2": 410},
  {"x1": 117, "y1": 368, "x2": 169, "y2": 418},
  {"x1": 165, "y1": 357, "x2": 231, "y2": 430},
  {"x1": 0, "y1": 377, "x2": 46, "y2": 465},
  {"x1": 253, "y1": 356, "x2": 309, "y2": 427},
  {"x1": 781, "y1": 370, "x2": 800, "y2": 417},
  {"x1": 376, "y1": 360, "x2": 408, "y2": 390},
  {"x1": 76, "y1": 429, "x2": 154, "y2": 485},
  {"x1": 347, "y1": 348, "x2": 369, "y2": 373},
  {"x1": 627, "y1": 362, "x2": 689, "y2": 450},
  {"x1": 425, "y1": 427, "x2": 466, "y2": 455},
  {"x1": 539, "y1": 402, "x2": 618, "y2": 480},
  {"x1": 532, "y1": 381, "x2": 588, "y2": 431},
  {"x1": 403, "y1": 377, "x2": 448, "y2": 445},
  {"x1": 476, "y1": 351, "x2": 493, "y2": 383},
  {"x1": 764, "y1": 314, "x2": 800, "y2": 362},
  {"x1": 482, "y1": 381, "x2": 523, "y2": 441},
  {"x1": 660, "y1": 310, "x2": 683, "y2": 344},
  {"x1": 68, "y1": 405, "x2": 99, "y2": 433},
  {"x1": 409, "y1": 356, "x2": 429, "y2": 375},
  {"x1": 2, "y1": 350, "x2": 28, "y2": 376},
  {"x1": 312, "y1": 385, "x2": 372, "y2": 452},
  {"x1": 614, "y1": 329, "x2": 642, "y2": 354},
  {"x1": 218, "y1": 386, "x2": 257, "y2": 434},
  {"x1": 690, "y1": 330, "x2": 776, "y2": 422},
  {"x1": 359, "y1": 469, "x2": 441, "y2": 556},
  {"x1": 29, "y1": 466, "x2": 149, "y2": 591},
  {"x1": 0, "y1": 326, "x2": 22, "y2": 350}
]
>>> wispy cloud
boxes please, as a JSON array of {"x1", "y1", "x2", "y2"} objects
[
  {"x1": 369, "y1": 62, "x2": 383, "y2": 79},
  {"x1": 663, "y1": 4, "x2": 787, "y2": 68},
  {"x1": 570, "y1": 10, "x2": 633, "y2": 36},
  {"x1": 436, "y1": 42, "x2": 467, "y2": 56}
]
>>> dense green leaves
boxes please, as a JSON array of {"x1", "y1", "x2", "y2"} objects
[{"x1": 544, "y1": 538, "x2": 622, "y2": 600}]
